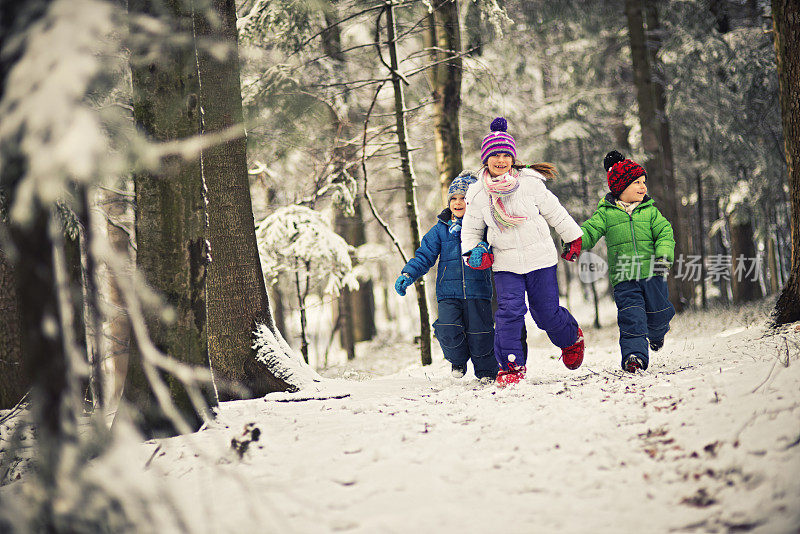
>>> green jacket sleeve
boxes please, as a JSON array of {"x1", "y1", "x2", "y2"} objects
[
  {"x1": 580, "y1": 207, "x2": 607, "y2": 250},
  {"x1": 651, "y1": 207, "x2": 675, "y2": 262}
]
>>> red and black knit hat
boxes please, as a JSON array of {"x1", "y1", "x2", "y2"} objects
[{"x1": 604, "y1": 150, "x2": 646, "y2": 197}]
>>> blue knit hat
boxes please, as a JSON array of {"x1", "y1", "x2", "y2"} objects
[
  {"x1": 447, "y1": 171, "x2": 477, "y2": 202},
  {"x1": 481, "y1": 117, "x2": 517, "y2": 164}
]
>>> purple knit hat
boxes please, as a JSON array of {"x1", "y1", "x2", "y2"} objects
[{"x1": 480, "y1": 117, "x2": 517, "y2": 164}]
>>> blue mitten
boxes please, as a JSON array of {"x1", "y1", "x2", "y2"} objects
[
  {"x1": 394, "y1": 273, "x2": 413, "y2": 296},
  {"x1": 467, "y1": 241, "x2": 492, "y2": 269}
]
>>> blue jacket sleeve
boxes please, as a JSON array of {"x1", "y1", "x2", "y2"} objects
[{"x1": 401, "y1": 225, "x2": 442, "y2": 281}]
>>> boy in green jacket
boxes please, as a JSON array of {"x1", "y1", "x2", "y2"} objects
[{"x1": 576, "y1": 150, "x2": 676, "y2": 372}]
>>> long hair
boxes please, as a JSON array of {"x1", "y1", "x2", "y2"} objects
[{"x1": 509, "y1": 162, "x2": 559, "y2": 179}]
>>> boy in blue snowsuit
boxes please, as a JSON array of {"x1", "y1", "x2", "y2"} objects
[{"x1": 395, "y1": 174, "x2": 498, "y2": 380}]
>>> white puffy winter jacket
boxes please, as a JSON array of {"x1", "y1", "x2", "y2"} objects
[{"x1": 461, "y1": 168, "x2": 582, "y2": 274}]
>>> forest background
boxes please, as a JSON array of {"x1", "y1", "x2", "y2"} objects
[{"x1": 0, "y1": 0, "x2": 798, "y2": 531}]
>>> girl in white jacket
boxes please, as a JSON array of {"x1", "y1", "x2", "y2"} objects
[{"x1": 461, "y1": 117, "x2": 585, "y2": 386}]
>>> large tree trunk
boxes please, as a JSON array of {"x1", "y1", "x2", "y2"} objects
[
  {"x1": 728, "y1": 210, "x2": 763, "y2": 303},
  {"x1": 0, "y1": 187, "x2": 27, "y2": 409},
  {"x1": 193, "y1": 0, "x2": 292, "y2": 398},
  {"x1": 0, "y1": 3, "x2": 72, "y2": 524},
  {"x1": 424, "y1": 0, "x2": 464, "y2": 203},
  {"x1": 772, "y1": 0, "x2": 800, "y2": 325},
  {"x1": 0, "y1": 237, "x2": 26, "y2": 409},
  {"x1": 125, "y1": 0, "x2": 216, "y2": 438},
  {"x1": 624, "y1": 0, "x2": 691, "y2": 311},
  {"x1": 385, "y1": 0, "x2": 432, "y2": 366}
]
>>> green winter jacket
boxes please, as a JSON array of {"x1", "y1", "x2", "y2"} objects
[{"x1": 580, "y1": 194, "x2": 675, "y2": 286}]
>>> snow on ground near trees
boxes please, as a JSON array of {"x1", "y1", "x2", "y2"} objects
[
  {"x1": 3, "y1": 302, "x2": 798, "y2": 533},
  {"x1": 108, "y1": 301, "x2": 799, "y2": 534}
]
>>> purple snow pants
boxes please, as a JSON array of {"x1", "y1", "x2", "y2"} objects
[{"x1": 493, "y1": 265, "x2": 578, "y2": 370}]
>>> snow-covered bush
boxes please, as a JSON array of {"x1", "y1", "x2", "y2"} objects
[{"x1": 256, "y1": 205, "x2": 357, "y2": 296}]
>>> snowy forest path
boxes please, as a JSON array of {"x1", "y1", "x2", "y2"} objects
[{"x1": 144, "y1": 308, "x2": 799, "y2": 533}]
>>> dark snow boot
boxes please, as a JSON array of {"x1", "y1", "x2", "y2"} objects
[
  {"x1": 451, "y1": 363, "x2": 467, "y2": 379},
  {"x1": 649, "y1": 337, "x2": 664, "y2": 352},
  {"x1": 623, "y1": 354, "x2": 645, "y2": 373}
]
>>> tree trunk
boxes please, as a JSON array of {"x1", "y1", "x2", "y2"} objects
[
  {"x1": 385, "y1": 0, "x2": 432, "y2": 366},
  {"x1": 577, "y1": 139, "x2": 600, "y2": 328},
  {"x1": 712, "y1": 200, "x2": 732, "y2": 303},
  {"x1": 104, "y1": 183, "x2": 132, "y2": 406},
  {"x1": 696, "y1": 170, "x2": 708, "y2": 308},
  {"x1": 78, "y1": 187, "x2": 105, "y2": 410},
  {"x1": 271, "y1": 279, "x2": 288, "y2": 338},
  {"x1": 728, "y1": 211, "x2": 763, "y2": 303},
  {"x1": 126, "y1": 0, "x2": 216, "y2": 438},
  {"x1": 424, "y1": 0, "x2": 464, "y2": 203},
  {"x1": 772, "y1": 0, "x2": 800, "y2": 325},
  {"x1": 767, "y1": 232, "x2": 780, "y2": 294},
  {"x1": 624, "y1": 0, "x2": 691, "y2": 311},
  {"x1": 0, "y1": 239, "x2": 26, "y2": 409},
  {"x1": 463, "y1": 0, "x2": 482, "y2": 56},
  {"x1": 194, "y1": 0, "x2": 292, "y2": 397},
  {"x1": 63, "y1": 213, "x2": 90, "y2": 405},
  {"x1": 335, "y1": 202, "x2": 377, "y2": 358},
  {"x1": 0, "y1": 4, "x2": 77, "y2": 527}
]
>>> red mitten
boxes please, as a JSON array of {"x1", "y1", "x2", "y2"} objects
[{"x1": 561, "y1": 237, "x2": 582, "y2": 262}]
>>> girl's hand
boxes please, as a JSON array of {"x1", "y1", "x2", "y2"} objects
[
  {"x1": 561, "y1": 237, "x2": 582, "y2": 262},
  {"x1": 465, "y1": 241, "x2": 493, "y2": 270},
  {"x1": 394, "y1": 273, "x2": 414, "y2": 296}
]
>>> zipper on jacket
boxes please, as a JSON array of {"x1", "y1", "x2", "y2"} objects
[
  {"x1": 460, "y1": 255, "x2": 466, "y2": 298},
  {"x1": 611, "y1": 200, "x2": 641, "y2": 255}
]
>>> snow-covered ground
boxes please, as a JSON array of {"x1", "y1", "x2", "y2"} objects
[{"x1": 3, "y1": 301, "x2": 799, "y2": 533}]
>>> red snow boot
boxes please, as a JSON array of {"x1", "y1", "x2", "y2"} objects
[
  {"x1": 496, "y1": 363, "x2": 526, "y2": 387},
  {"x1": 561, "y1": 328, "x2": 584, "y2": 370}
]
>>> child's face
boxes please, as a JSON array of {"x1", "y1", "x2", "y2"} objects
[
  {"x1": 619, "y1": 176, "x2": 647, "y2": 202},
  {"x1": 449, "y1": 194, "x2": 466, "y2": 218},
  {"x1": 486, "y1": 153, "x2": 514, "y2": 177}
]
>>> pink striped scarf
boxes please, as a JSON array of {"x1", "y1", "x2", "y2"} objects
[{"x1": 482, "y1": 168, "x2": 527, "y2": 230}]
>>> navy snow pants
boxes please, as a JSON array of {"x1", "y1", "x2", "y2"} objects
[
  {"x1": 612, "y1": 277, "x2": 675, "y2": 370},
  {"x1": 433, "y1": 298, "x2": 498, "y2": 379},
  {"x1": 493, "y1": 266, "x2": 579, "y2": 370}
]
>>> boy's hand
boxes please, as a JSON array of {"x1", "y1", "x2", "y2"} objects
[
  {"x1": 465, "y1": 241, "x2": 493, "y2": 270},
  {"x1": 652, "y1": 257, "x2": 671, "y2": 277},
  {"x1": 561, "y1": 237, "x2": 582, "y2": 262},
  {"x1": 394, "y1": 273, "x2": 414, "y2": 296}
]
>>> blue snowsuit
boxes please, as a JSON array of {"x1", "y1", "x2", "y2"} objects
[{"x1": 401, "y1": 209, "x2": 498, "y2": 379}]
